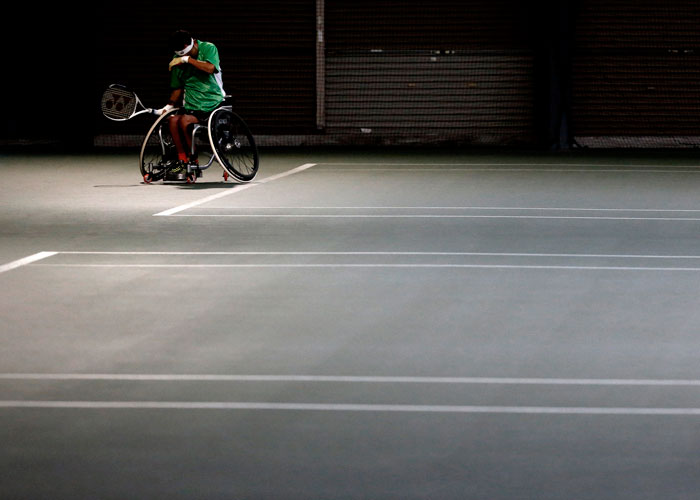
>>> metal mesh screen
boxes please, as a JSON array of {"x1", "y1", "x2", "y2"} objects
[
  {"x1": 572, "y1": 0, "x2": 700, "y2": 148},
  {"x1": 91, "y1": 1, "x2": 700, "y2": 149},
  {"x1": 323, "y1": 1, "x2": 537, "y2": 146}
]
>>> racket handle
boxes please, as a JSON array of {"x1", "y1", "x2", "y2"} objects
[{"x1": 152, "y1": 104, "x2": 175, "y2": 116}]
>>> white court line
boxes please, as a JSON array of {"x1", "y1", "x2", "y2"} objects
[
  {"x1": 31, "y1": 264, "x2": 700, "y2": 271},
  {"x1": 198, "y1": 206, "x2": 700, "y2": 213},
  {"x1": 1, "y1": 400, "x2": 700, "y2": 415},
  {"x1": 153, "y1": 163, "x2": 316, "y2": 216},
  {"x1": 161, "y1": 206, "x2": 700, "y2": 220},
  {"x1": 50, "y1": 251, "x2": 700, "y2": 259},
  {"x1": 0, "y1": 252, "x2": 57, "y2": 274},
  {"x1": 5, "y1": 374, "x2": 700, "y2": 414},
  {"x1": 317, "y1": 163, "x2": 700, "y2": 172},
  {"x1": 167, "y1": 214, "x2": 700, "y2": 221},
  {"x1": 3, "y1": 373, "x2": 700, "y2": 386},
  {"x1": 160, "y1": 205, "x2": 700, "y2": 220},
  {"x1": 26, "y1": 250, "x2": 700, "y2": 271},
  {"x1": 319, "y1": 163, "x2": 700, "y2": 167}
]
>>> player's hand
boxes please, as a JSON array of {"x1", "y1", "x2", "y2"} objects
[
  {"x1": 155, "y1": 104, "x2": 175, "y2": 115},
  {"x1": 169, "y1": 56, "x2": 190, "y2": 71}
]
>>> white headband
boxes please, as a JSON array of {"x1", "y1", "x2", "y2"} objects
[{"x1": 175, "y1": 38, "x2": 194, "y2": 56}]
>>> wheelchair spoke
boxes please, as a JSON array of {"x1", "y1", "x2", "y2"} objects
[
  {"x1": 209, "y1": 108, "x2": 259, "y2": 182},
  {"x1": 139, "y1": 109, "x2": 178, "y2": 181}
]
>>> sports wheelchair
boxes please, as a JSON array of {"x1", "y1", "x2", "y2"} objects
[{"x1": 139, "y1": 99, "x2": 259, "y2": 184}]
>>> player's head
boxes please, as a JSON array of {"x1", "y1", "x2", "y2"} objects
[{"x1": 171, "y1": 30, "x2": 195, "y2": 56}]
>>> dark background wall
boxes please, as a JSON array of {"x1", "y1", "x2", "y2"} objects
[
  {"x1": 572, "y1": 0, "x2": 700, "y2": 139},
  {"x1": 5, "y1": 1, "x2": 700, "y2": 150}
]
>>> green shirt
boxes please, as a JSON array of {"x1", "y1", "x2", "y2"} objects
[{"x1": 170, "y1": 40, "x2": 225, "y2": 112}]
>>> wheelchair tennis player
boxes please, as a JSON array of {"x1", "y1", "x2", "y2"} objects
[{"x1": 156, "y1": 30, "x2": 226, "y2": 181}]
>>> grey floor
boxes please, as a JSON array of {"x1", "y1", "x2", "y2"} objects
[{"x1": 2, "y1": 148, "x2": 700, "y2": 499}]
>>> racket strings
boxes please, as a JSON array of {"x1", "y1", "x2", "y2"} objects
[{"x1": 101, "y1": 87, "x2": 137, "y2": 119}]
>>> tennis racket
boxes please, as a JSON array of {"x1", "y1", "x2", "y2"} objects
[{"x1": 101, "y1": 84, "x2": 158, "y2": 121}]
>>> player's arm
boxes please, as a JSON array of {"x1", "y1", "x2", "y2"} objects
[
  {"x1": 169, "y1": 57, "x2": 216, "y2": 74},
  {"x1": 189, "y1": 58, "x2": 217, "y2": 74},
  {"x1": 168, "y1": 89, "x2": 183, "y2": 105},
  {"x1": 155, "y1": 89, "x2": 183, "y2": 115}
]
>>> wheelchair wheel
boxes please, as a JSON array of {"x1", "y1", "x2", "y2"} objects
[
  {"x1": 139, "y1": 109, "x2": 179, "y2": 180},
  {"x1": 208, "y1": 108, "x2": 259, "y2": 182}
]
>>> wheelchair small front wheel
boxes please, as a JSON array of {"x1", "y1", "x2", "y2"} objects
[{"x1": 208, "y1": 108, "x2": 259, "y2": 182}]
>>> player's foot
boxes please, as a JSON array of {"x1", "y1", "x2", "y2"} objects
[{"x1": 165, "y1": 160, "x2": 187, "y2": 181}]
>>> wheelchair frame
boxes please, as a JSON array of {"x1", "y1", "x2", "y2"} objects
[{"x1": 139, "y1": 103, "x2": 259, "y2": 184}]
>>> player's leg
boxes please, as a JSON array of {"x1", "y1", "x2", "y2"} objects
[
  {"x1": 165, "y1": 114, "x2": 188, "y2": 180},
  {"x1": 178, "y1": 113, "x2": 200, "y2": 163},
  {"x1": 168, "y1": 114, "x2": 188, "y2": 162}
]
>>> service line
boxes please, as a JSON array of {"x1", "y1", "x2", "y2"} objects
[
  {"x1": 153, "y1": 163, "x2": 316, "y2": 216},
  {"x1": 0, "y1": 252, "x2": 57, "y2": 274},
  {"x1": 2, "y1": 400, "x2": 700, "y2": 415},
  {"x1": 3, "y1": 373, "x2": 700, "y2": 386}
]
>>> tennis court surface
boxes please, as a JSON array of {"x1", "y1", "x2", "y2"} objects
[{"x1": 2, "y1": 148, "x2": 700, "y2": 499}]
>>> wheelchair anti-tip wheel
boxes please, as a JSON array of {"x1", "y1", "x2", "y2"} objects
[{"x1": 208, "y1": 108, "x2": 259, "y2": 182}]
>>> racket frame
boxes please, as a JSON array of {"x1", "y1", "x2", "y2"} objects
[{"x1": 101, "y1": 84, "x2": 156, "y2": 121}]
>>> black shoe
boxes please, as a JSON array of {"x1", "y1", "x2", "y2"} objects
[
  {"x1": 147, "y1": 166, "x2": 165, "y2": 182},
  {"x1": 165, "y1": 160, "x2": 187, "y2": 181}
]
